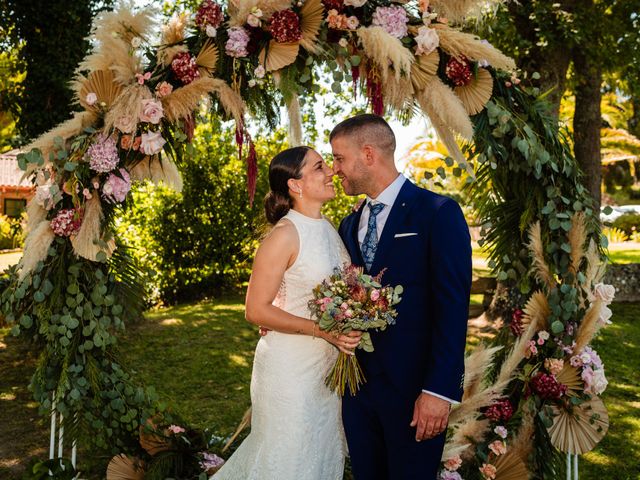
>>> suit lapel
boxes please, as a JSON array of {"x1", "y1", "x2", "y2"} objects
[
  {"x1": 370, "y1": 181, "x2": 419, "y2": 273},
  {"x1": 347, "y1": 201, "x2": 366, "y2": 266}
]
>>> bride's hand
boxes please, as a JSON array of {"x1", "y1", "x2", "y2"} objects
[{"x1": 322, "y1": 330, "x2": 363, "y2": 355}]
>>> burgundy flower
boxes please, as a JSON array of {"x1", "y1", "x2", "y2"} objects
[
  {"x1": 50, "y1": 208, "x2": 82, "y2": 237},
  {"x1": 269, "y1": 9, "x2": 303, "y2": 43},
  {"x1": 322, "y1": 0, "x2": 344, "y2": 12},
  {"x1": 445, "y1": 56, "x2": 473, "y2": 87},
  {"x1": 195, "y1": 0, "x2": 224, "y2": 30},
  {"x1": 510, "y1": 308, "x2": 524, "y2": 336},
  {"x1": 171, "y1": 52, "x2": 200, "y2": 85},
  {"x1": 530, "y1": 372, "x2": 567, "y2": 400},
  {"x1": 484, "y1": 398, "x2": 514, "y2": 422}
]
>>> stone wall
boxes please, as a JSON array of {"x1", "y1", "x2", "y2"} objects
[{"x1": 604, "y1": 263, "x2": 640, "y2": 303}]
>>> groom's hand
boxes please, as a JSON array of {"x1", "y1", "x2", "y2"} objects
[{"x1": 410, "y1": 392, "x2": 450, "y2": 442}]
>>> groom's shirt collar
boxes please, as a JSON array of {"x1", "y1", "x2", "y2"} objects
[{"x1": 366, "y1": 173, "x2": 406, "y2": 208}]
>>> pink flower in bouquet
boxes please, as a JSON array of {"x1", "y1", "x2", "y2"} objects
[
  {"x1": 327, "y1": 9, "x2": 347, "y2": 29},
  {"x1": 226, "y1": 27, "x2": 250, "y2": 58},
  {"x1": 50, "y1": 208, "x2": 82, "y2": 237},
  {"x1": 269, "y1": 9, "x2": 302, "y2": 43},
  {"x1": 582, "y1": 365, "x2": 608, "y2": 395},
  {"x1": 140, "y1": 131, "x2": 166, "y2": 155},
  {"x1": 139, "y1": 98, "x2": 164, "y2": 124},
  {"x1": 120, "y1": 135, "x2": 133, "y2": 150},
  {"x1": 172, "y1": 52, "x2": 200, "y2": 84},
  {"x1": 415, "y1": 26, "x2": 439, "y2": 55},
  {"x1": 155, "y1": 81, "x2": 174, "y2": 98},
  {"x1": 35, "y1": 185, "x2": 55, "y2": 210},
  {"x1": 488, "y1": 440, "x2": 507, "y2": 456},
  {"x1": 370, "y1": 289, "x2": 380, "y2": 301},
  {"x1": 593, "y1": 283, "x2": 615, "y2": 304},
  {"x1": 479, "y1": 463, "x2": 497, "y2": 479},
  {"x1": 446, "y1": 57, "x2": 473, "y2": 86},
  {"x1": 372, "y1": 5, "x2": 408, "y2": 39},
  {"x1": 529, "y1": 372, "x2": 567, "y2": 400},
  {"x1": 102, "y1": 168, "x2": 131, "y2": 203},
  {"x1": 195, "y1": 0, "x2": 223, "y2": 30},
  {"x1": 167, "y1": 424, "x2": 186, "y2": 434},
  {"x1": 493, "y1": 425, "x2": 508, "y2": 439},
  {"x1": 544, "y1": 358, "x2": 564, "y2": 375},
  {"x1": 135, "y1": 72, "x2": 151, "y2": 85},
  {"x1": 85, "y1": 92, "x2": 98, "y2": 106},
  {"x1": 86, "y1": 134, "x2": 119, "y2": 173},
  {"x1": 115, "y1": 114, "x2": 137, "y2": 134},
  {"x1": 443, "y1": 455, "x2": 462, "y2": 471},
  {"x1": 597, "y1": 304, "x2": 613, "y2": 327},
  {"x1": 345, "y1": 16, "x2": 359, "y2": 30}
]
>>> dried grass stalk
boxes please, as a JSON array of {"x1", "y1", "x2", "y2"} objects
[
  {"x1": 129, "y1": 156, "x2": 183, "y2": 192},
  {"x1": 441, "y1": 443, "x2": 471, "y2": 462},
  {"x1": 435, "y1": 27, "x2": 516, "y2": 72},
  {"x1": 449, "y1": 385, "x2": 504, "y2": 425},
  {"x1": 521, "y1": 290, "x2": 550, "y2": 331},
  {"x1": 424, "y1": 109, "x2": 472, "y2": 174},
  {"x1": 26, "y1": 199, "x2": 47, "y2": 233},
  {"x1": 416, "y1": 77, "x2": 474, "y2": 140},
  {"x1": 70, "y1": 196, "x2": 114, "y2": 261},
  {"x1": 104, "y1": 84, "x2": 153, "y2": 134},
  {"x1": 527, "y1": 221, "x2": 555, "y2": 290},
  {"x1": 573, "y1": 299, "x2": 604, "y2": 355},
  {"x1": 229, "y1": 0, "x2": 292, "y2": 27},
  {"x1": 510, "y1": 410, "x2": 535, "y2": 461},
  {"x1": 287, "y1": 94, "x2": 303, "y2": 147},
  {"x1": 18, "y1": 221, "x2": 55, "y2": 280},
  {"x1": 583, "y1": 239, "x2": 606, "y2": 287},
  {"x1": 158, "y1": 44, "x2": 189, "y2": 67},
  {"x1": 161, "y1": 13, "x2": 188, "y2": 45},
  {"x1": 448, "y1": 417, "x2": 490, "y2": 460},
  {"x1": 430, "y1": 0, "x2": 486, "y2": 23},
  {"x1": 162, "y1": 77, "x2": 245, "y2": 126},
  {"x1": 26, "y1": 111, "x2": 97, "y2": 164},
  {"x1": 222, "y1": 407, "x2": 252, "y2": 452},
  {"x1": 568, "y1": 212, "x2": 586, "y2": 275},
  {"x1": 462, "y1": 344, "x2": 503, "y2": 401},
  {"x1": 357, "y1": 26, "x2": 414, "y2": 82},
  {"x1": 383, "y1": 75, "x2": 415, "y2": 112},
  {"x1": 495, "y1": 318, "x2": 539, "y2": 388}
]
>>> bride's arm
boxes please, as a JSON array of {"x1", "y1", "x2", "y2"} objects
[{"x1": 245, "y1": 221, "x2": 360, "y2": 353}]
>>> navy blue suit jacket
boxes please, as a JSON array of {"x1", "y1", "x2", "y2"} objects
[{"x1": 338, "y1": 180, "x2": 471, "y2": 402}]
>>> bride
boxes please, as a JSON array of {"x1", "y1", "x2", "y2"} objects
[{"x1": 212, "y1": 146, "x2": 361, "y2": 480}]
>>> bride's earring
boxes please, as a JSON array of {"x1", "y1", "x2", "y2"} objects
[{"x1": 298, "y1": 189, "x2": 303, "y2": 199}]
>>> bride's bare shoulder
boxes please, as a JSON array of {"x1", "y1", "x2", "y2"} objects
[{"x1": 260, "y1": 218, "x2": 298, "y2": 250}]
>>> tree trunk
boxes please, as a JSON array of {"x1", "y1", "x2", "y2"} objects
[{"x1": 573, "y1": 49, "x2": 603, "y2": 211}]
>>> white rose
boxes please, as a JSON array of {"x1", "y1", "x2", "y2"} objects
[
  {"x1": 415, "y1": 26, "x2": 439, "y2": 56},
  {"x1": 248, "y1": 79, "x2": 257, "y2": 87},
  {"x1": 85, "y1": 92, "x2": 98, "y2": 106},
  {"x1": 592, "y1": 369, "x2": 608, "y2": 395},
  {"x1": 115, "y1": 114, "x2": 137, "y2": 134},
  {"x1": 344, "y1": 0, "x2": 367, "y2": 6},
  {"x1": 35, "y1": 185, "x2": 53, "y2": 209},
  {"x1": 131, "y1": 36, "x2": 142, "y2": 48},
  {"x1": 338, "y1": 38, "x2": 348, "y2": 48},
  {"x1": 593, "y1": 283, "x2": 615, "y2": 305},
  {"x1": 598, "y1": 305, "x2": 613, "y2": 326},
  {"x1": 139, "y1": 99, "x2": 164, "y2": 124},
  {"x1": 247, "y1": 14, "x2": 261, "y2": 27},
  {"x1": 140, "y1": 131, "x2": 166, "y2": 155},
  {"x1": 254, "y1": 65, "x2": 266, "y2": 79},
  {"x1": 206, "y1": 25, "x2": 217, "y2": 37},
  {"x1": 538, "y1": 330, "x2": 550, "y2": 341}
]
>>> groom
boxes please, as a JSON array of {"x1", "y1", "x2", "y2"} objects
[{"x1": 331, "y1": 114, "x2": 472, "y2": 479}]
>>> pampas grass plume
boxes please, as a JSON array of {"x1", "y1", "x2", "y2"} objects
[
  {"x1": 357, "y1": 26, "x2": 414, "y2": 82},
  {"x1": 435, "y1": 27, "x2": 516, "y2": 72},
  {"x1": 18, "y1": 221, "x2": 55, "y2": 280}
]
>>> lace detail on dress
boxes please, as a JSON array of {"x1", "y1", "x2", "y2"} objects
[{"x1": 212, "y1": 210, "x2": 350, "y2": 480}]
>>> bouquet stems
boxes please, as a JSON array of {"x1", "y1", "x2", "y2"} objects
[{"x1": 325, "y1": 352, "x2": 366, "y2": 396}]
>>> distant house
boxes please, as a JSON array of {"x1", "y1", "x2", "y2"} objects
[{"x1": 0, "y1": 150, "x2": 34, "y2": 218}]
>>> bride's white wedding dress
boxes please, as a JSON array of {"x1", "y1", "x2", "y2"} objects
[{"x1": 213, "y1": 209, "x2": 350, "y2": 480}]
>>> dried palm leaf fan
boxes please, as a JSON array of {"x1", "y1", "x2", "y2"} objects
[
  {"x1": 494, "y1": 451, "x2": 530, "y2": 480},
  {"x1": 299, "y1": 0, "x2": 324, "y2": 53},
  {"x1": 259, "y1": 41, "x2": 300, "y2": 72},
  {"x1": 455, "y1": 67, "x2": 493, "y2": 115},
  {"x1": 411, "y1": 50, "x2": 440, "y2": 91},
  {"x1": 196, "y1": 39, "x2": 219, "y2": 77},
  {"x1": 556, "y1": 363, "x2": 584, "y2": 397},
  {"x1": 139, "y1": 418, "x2": 171, "y2": 455},
  {"x1": 106, "y1": 454, "x2": 145, "y2": 480},
  {"x1": 548, "y1": 396, "x2": 609, "y2": 454},
  {"x1": 520, "y1": 290, "x2": 550, "y2": 331},
  {"x1": 78, "y1": 70, "x2": 123, "y2": 111}
]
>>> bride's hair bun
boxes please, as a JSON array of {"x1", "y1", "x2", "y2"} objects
[{"x1": 264, "y1": 146, "x2": 311, "y2": 224}]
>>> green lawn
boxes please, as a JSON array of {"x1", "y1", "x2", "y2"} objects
[{"x1": 1, "y1": 300, "x2": 639, "y2": 478}]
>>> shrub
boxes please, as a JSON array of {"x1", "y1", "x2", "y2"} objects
[
  {"x1": 0, "y1": 214, "x2": 25, "y2": 250},
  {"x1": 603, "y1": 227, "x2": 629, "y2": 243},
  {"x1": 612, "y1": 213, "x2": 640, "y2": 236}
]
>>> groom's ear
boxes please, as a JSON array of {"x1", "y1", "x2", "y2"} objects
[{"x1": 362, "y1": 145, "x2": 375, "y2": 166}]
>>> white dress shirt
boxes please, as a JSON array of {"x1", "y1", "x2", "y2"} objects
[{"x1": 357, "y1": 174, "x2": 459, "y2": 405}]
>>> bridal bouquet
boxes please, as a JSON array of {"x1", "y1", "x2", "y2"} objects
[{"x1": 308, "y1": 265, "x2": 403, "y2": 396}]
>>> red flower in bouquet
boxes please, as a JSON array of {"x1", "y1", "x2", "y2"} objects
[
  {"x1": 446, "y1": 56, "x2": 473, "y2": 86},
  {"x1": 171, "y1": 52, "x2": 200, "y2": 85},
  {"x1": 322, "y1": 0, "x2": 344, "y2": 12},
  {"x1": 529, "y1": 372, "x2": 567, "y2": 400},
  {"x1": 484, "y1": 398, "x2": 514, "y2": 422},
  {"x1": 269, "y1": 9, "x2": 303, "y2": 43},
  {"x1": 50, "y1": 208, "x2": 82, "y2": 237},
  {"x1": 195, "y1": 0, "x2": 224, "y2": 30}
]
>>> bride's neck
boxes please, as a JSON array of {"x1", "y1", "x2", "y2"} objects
[{"x1": 291, "y1": 200, "x2": 323, "y2": 219}]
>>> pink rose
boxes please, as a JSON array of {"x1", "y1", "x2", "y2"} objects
[
  {"x1": 167, "y1": 424, "x2": 186, "y2": 434},
  {"x1": 493, "y1": 426, "x2": 508, "y2": 439},
  {"x1": 155, "y1": 81, "x2": 174, "y2": 98},
  {"x1": 544, "y1": 358, "x2": 564, "y2": 375},
  {"x1": 443, "y1": 455, "x2": 462, "y2": 471},
  {"x1": 479, "y1": 463, "x2": 497, "y2": 479},
  {"x1": 85, "y1": 92, "x2": 98, "y2": 106},
  {"x1": 140, "y1": 131, "x2": 166, "y2": 155},
  {"x1": 488, "y1": 440, "x2": 506, "y2": 456},
  {"x1": 593, "y1": 283, "x2": 615, "y2": 304},
  {"x1": 139, "y1": 99, "x2": 164, "y2": 124},
  {"x1": 370, "y1": 289, "x2": 380, "y2": 301}
]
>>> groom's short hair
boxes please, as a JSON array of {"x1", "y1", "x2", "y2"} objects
[{"x1": 330, "y1": 114, "x2": 396, "y2": 155}]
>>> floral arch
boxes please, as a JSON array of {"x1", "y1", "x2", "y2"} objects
[{"x1": 1, "y1": 1, "x2": 613, "y2": 478}]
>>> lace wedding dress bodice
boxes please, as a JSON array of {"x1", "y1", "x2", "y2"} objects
[{"x1": 212, "y1": 209, "x2": 350, "y2": 480}]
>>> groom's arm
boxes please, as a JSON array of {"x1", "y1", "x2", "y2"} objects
[{"x1": 423, "y1": 199, "x2": 472, "y2": 402}]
